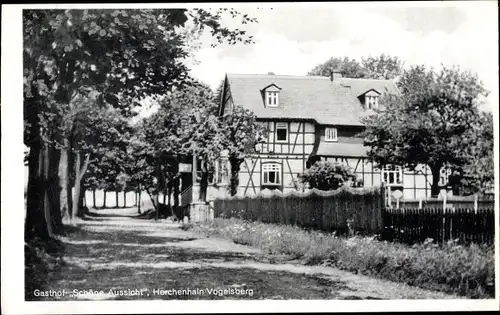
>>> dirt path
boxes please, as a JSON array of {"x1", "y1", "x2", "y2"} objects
[{"x1": 35, "y1": 208, "x2": 458, "y2": 300}]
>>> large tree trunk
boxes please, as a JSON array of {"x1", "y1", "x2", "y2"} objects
[
  {"x1": 137, "y1": 187, "x2": 142, "y2": 213},
  {"x1": 72, "y1": 152, "x2": 81, "y2": 219},
  {"x1": 92, "y1": 189, "x2": 96, "y2": 209},
  {"x1": 228, "y1": 156, "x2": 242, "y2": 196},
  {"x1": 430, "y1": 165, "x2": 442, "y2": 198},
  {"x1": 155, "y1": 192, "x2": 160, "y2": 220},
  {"x1": 123, "y1": 191, "x2": 127, "y2": 208},
  {"x1": 78, "y1": 188, "x2": 86, "y2": 215},
  {"x1": 42, "y1": 145, "x2": 54, "y2": 238},
  {"x1": 73, "y1": 151, "x2": 90, "y2": 218},
  {"x1": 199, "y1": 160, "x2": 209, "y2": 202},
  {"x1": 59, "y1": 137, "x2": 70, "y2": 222},
  {"x1": 67, "y1": 146, "x2": 74, "y2": 220},
  {"x1": 147, "y1": 189, "x2": 158, "y2": 211},
  {"x1": 48, "y1": 145, "x2": 63, "y2": 235},
  {"x1": 155, "y1": 162, "x2": 162, "y2": 220},
  {"x1": 115, "y1": 191, "x2": 119, "y2": 208},
  {"x1": 103, "y1": 190, "x2": 107, "y2": 208},
  {"x1": 167, "y1": 181, "x2": 172, "y2": 208},
  {"x1": 25, "y1": 138, "x2": 50, "y2": 241},
  {"x1": 173, "y1": 176, "x2": 180, "y2": 211}
]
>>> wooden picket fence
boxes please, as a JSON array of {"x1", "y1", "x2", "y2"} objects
[
  {"x1": 214, "y1": 186, "x2": 495, "y2": 245},
  {"x1": 390, "y1": 195, "x2": 494, "y2": 210},
  {"x1": 382, "y1": 207, "x2": 495, "y2": 245},
  {"x1": 214, "y1": 186, "x2": 386, "y2": 235}
]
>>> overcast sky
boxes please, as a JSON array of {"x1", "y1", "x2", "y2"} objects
[{"x1": 185, "y1": 2, "x2": 498, "y2": 112}]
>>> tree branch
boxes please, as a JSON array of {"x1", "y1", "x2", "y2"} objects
[{"x1": 77, "y1": 153, "x2": 91, "y2": 182}]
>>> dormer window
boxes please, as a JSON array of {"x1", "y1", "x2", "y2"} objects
[
  {"x1": 366, "y1": 95, "x2": 378, "y2": 109},
  {"x1": 362, "y1": 89, "x2": 381, "y2": 110},
  {"x1": 266, "y1": 91, "x2": 279, "y2": 107},
  {"x1": 262, "y1": 83, "x2": 282, "y2": 108}
]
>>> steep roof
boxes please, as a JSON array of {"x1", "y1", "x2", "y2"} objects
[
  {"x1": 316, "y1": 142, "x2": 369, "y2": 157},
  {"x1": 340, "y1": 78, "x2": 400, "y2": 98},
  {"x1": 225, "y1": 73, "x2": 399, "y2": 126}
]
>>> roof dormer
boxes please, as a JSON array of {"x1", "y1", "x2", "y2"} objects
[
  {"x1": 359, "y1": 89, "x2": 381, "y2": 110},
  {"x1": 262, "y1": 84, "x2": 282, "y2": 107}
]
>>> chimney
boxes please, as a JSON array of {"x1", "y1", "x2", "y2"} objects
[{"x1": 330, "y1": 70, "x2": 342, "y2": 82}]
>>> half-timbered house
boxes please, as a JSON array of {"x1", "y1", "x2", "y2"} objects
[
  {"x1": 205, "y1": 71, "x2": 451, "y2": 202},
  {"x1": 178, "y1": 71, "x2": 453, "y2": 217}
]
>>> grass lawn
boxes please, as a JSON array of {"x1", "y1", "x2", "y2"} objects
[{"x1": 191, "y1": 218, "x2": 495, "y2": 299}]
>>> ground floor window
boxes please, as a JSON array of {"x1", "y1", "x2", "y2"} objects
[
  {"x1": 194, "y1": 159, "x2": 214, "y2": 184},
  {"x1": 382, "y1": 164, "x2": 402, "y2": 186},
  {"x1": 439, "y1": 167, "x2": 452, "y2": 187},
  {"x1": 262, "y1": 163, "x2": 281, "y2": 185},
  {"x1": 215, "y1": 159, "x2": 230, "y2": 184},
  {"x1": 195, "y1": 159, "x2": 229, "y2": 185}
]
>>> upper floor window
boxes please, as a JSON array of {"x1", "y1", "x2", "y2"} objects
[
  {"x1": 325, "y1": 127, "x2": 338, "y2": 142},
  {"x1": 382, "y1": 165, "x2": 402, "y2": 186},
  {"x1": 275, "y1": 122, "x2": 288, "y2": 142},
  {"x1": 262, "y1": 163, "x2": 281, "y2": 185},
  {"x1": 266, "y1": 91, "x2": 279, "y2": 107},
  {"x1": 366, "y1": 95, "x2": 378, "y2": 110}
]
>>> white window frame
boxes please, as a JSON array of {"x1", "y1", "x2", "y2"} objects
[
  {"x1": 275, "y1": 122, "x2": 288, "y2": 143},
  {"x1": 266, "y1": 91, "x2": 279, "y2": 107},
  {"x1": 366, "y1": 95, "x2": 379, "y2": 110},
  {"x1": 196, "y1": 160, "x2": 217, "y2": 185},
  {"x1": 215, "y1": 158, "x2": 230, "y2": 185},
  {"x1": 382, "y1": 165, "x2": 403, "y2": 186},
  {"x1": 325, "y1": 127, "x2": 338, "y2": 142},
  {"x1": 262, "y1": 163, "x2": 281, "y2": 186},
  {"x1": 439, "y1": 168, "x2": 452, "y2": 187}
]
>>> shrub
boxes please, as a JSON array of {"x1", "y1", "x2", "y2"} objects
[
  {"x1": 193, "y1": 218, "x2": 495, "y2": 298},
  {"x1": 298, "y1": 160, "x2": 361, "y2": 190}
]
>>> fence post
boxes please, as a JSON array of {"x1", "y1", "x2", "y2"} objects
[
  {"x1": 381, "y1": 184, "x2": 386, "y2": 234},
  {"x1": 442, "y1": 194, "x2": 447, "y2": 245},
  {"x1": 474, "y1": 194, "x2": 478, "y2": 214},
  {"x1": 449, "y1": 207, "x2": 453, "y2": 241},
  {"x1": 387, "y1": 185, "x2": 392, "y2": 208}
]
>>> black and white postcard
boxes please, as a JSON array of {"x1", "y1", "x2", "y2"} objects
[{"x1": 2, "y1": 1, "x2": 499, "y2": 314}]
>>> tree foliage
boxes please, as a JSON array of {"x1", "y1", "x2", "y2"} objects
[
  {"x1": 361, "y1": 65, "x2": 490, "y2": 196},
  {"x1": 299, "y1": 161, "x2": 358, "y2": 191},
  {"x1": 139, "y1": 83, "x2": 265, "y2": 200},
  {"x1": 307, "y1": 57, "x2": 367, "y2": 78},
  {"x1": 23, "y1": 8, "x2": 257, "y2": 239},
  {"x1": 220, "y1": 105, "x2": 268, "y2": 196},
  {"x1": 308, "y1": 54, "x2": 404, "y2": 80},
  {"x1": 361, "y1": 54, "x2": 404, "y2": 80},
  {"x1": 456, "y1": 112, "x2": 494, "y2": 195},
  {"x1": 136, "y1": 83, "x2": 221, "y2": 212}
]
